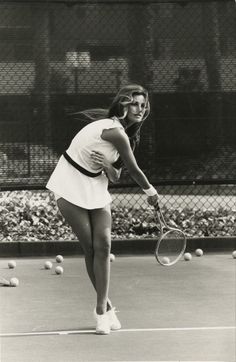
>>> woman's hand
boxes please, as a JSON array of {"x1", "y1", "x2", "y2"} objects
[
  {"x1": 90, "y1": 150, "x2": 109, "y2": 168},
  {"x1": 90, "y1": 150, "x2": 121, "y2": 183},
  {"x1": 147, "y1": 194, "x2": 159, "y2": 207}
]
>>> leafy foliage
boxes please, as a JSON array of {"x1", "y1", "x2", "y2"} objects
[{"x1": 0, "y1": 191, "x2": 236, "y2": 242}]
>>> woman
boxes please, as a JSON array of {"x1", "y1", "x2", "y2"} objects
[{"x1": 46, "y1": 84, "x2": 159, "y2": 335}]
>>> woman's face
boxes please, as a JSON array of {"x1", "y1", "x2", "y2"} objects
[{"x1": 126, "y1": 94, "x2": 147, "y2": 124}]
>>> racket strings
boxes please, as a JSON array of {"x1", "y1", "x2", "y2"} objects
[
  {"x1": 155, "y1": 215, "x2": 186, "y2": 265},
  {"x1": 157, "y1": 231, "x2": 186, "y2": 265},
  {"x1": 159, "y1": 230, "x2": 185, "y2": 257},
  {"x1": 154, "y1": 209, "x2": 187, "y2": 266}
]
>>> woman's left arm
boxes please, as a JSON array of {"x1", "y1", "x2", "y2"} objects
[{"x1": 90, "y1": 150, "x2": 121, "y2": 183}]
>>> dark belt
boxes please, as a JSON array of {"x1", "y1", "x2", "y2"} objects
[{"x1": 63, "y1": 151, "x2": 102, "y2": 178}]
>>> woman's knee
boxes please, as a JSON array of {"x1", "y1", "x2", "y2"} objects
[
  {"x1": 90, "y1": 205, "x2": 112, "y2": 258},
  {"x1": 83, "y1": 243, "x2": 94, "y2": 258},
  {"x1": 93, "y1": 234, "x2": 111, "y2": 257}
]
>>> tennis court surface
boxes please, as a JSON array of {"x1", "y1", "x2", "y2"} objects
[{"x1": 0, "y1": 252, "x2": 235, "y2": 362}]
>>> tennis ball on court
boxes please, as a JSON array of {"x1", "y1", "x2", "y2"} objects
[
  {"x1": 55, "y1": 266, "x2": 63, "y2": 275},
  {"x1": 56, "y1": 255, "x2": 64, "y2": 263},
  {"x1": 184, "y1": 252, "x2": 192, "y2": 261},
  {"x1": 10, "y1": 277, "x2": 19, "y2": 287},
  {"x1": 110, "y1": 253, "x2": 115, "y2": 262},
  {"x1": 195, "y1": 248, "x2": 203, "y2": 257},
  {"x1": 162, "y1": 257, "x2": 170, "y2": 265},
  {"x1": 8, "y1": 260, "x2": 16, "y2": 269},
  {"x1": 232, "y1": 251, "x2": 236, "y2": 259},
  {"x1": 44, "y1": 261, "x2": 53, "y2": 270}
]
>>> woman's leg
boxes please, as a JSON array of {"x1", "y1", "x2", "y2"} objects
[
  {"x1": 57, "y1": 198, "x2": 96, "y2": 289},
  {"x1": 57, "y1": 198, "x2": 112, "y2": 316},
  {"x1": 90, "y1": 204, "x2": 112, "y2": 315}
]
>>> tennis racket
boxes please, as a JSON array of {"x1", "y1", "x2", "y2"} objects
[
  {"x1": 0, "y1": 277, "x2": 10, "y2": 286},
  {"x1": 154, "y1": 204, "x2": 186, "y2": 266}
]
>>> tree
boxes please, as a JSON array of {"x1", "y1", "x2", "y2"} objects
[
  {"x1": 127, "y1": 4, "x2": 155, "y2": 92},
  {"x1": 127, "y1": 4, "x2": 156, "y2": 177}
]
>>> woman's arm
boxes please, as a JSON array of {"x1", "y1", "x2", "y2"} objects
[
  {"x1": 101, "y1": 128, "x2": 159, "y2": 205},
  {"x1": 90, "y1": 150, "x2": 121, "y2": 183}
]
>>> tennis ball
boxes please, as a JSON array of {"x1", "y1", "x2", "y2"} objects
[
  {"x1": 56, "y1": 255, "x2": 64, "y2": 263},
  {"x1": 232, "y1": 251, "x2": 236, "y2": 259},
  {"x1": 10, "y1": 277, "x2": 19, "y2": 287},
  {"x1": 195, "y1": 248, "x2": 203, "y2": 257},
  {"x1": 162, "y1": 257, "x2": 170, "y2": 265},
  {"x1": 55, "y1": 266, "x2": 63, "y2": 275},
  {"x1": 110, "y1": 253, "x2": 115, "y2": 262},
  {"x1": 8, "y1": 260, "x2": 16, "y2": 269},
  {"x1": 184, "y1": 252, "x2": 192, "y2": 261},
  {"x1": 44, "y1": 261, "x2": 53, "y2": 270}
]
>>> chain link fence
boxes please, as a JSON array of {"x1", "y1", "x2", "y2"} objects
[{"x1": 0, "y1": 0, "x2": 236, "y2": 240}]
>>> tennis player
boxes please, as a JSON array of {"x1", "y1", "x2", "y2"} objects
[{"x1": 46, "y1": 84, "x2": 159, "y2": 335}]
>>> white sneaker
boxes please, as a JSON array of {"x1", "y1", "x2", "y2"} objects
[
  {"x1": 107, "y1": 307, "x2": 121, "y2": 330},
  {"x1": 94, "y1": 309, "x2": 110, "y2": 335}
]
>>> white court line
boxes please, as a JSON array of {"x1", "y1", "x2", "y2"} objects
[{"x1": 0, "y1": 326, "x2": 235, "y2": 338}]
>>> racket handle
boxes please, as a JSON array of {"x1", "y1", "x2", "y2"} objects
[{"x1": 153, "y1": 203, "x2": 160, "y2": 211}]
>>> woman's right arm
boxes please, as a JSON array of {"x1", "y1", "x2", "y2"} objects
[{"x1": 101, "y1": 128, "x2": 159, "y2": 205}]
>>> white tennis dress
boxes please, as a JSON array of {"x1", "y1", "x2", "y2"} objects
[{"x1": 46, "y1": 117, "x2": 124, "y2": 209}]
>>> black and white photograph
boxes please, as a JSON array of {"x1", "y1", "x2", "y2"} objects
[{"x1": 0, "y1": 0, "x2": 235, "y2": 361}]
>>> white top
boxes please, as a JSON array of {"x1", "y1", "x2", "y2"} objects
[
  {"x1": 46, "y1": 117, "x2": 124, "y2": 209},
  {"x1": 66, "y1": 117, "x2": 124, "y2": 172}
]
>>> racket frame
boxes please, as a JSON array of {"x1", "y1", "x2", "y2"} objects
[
  {"x1": 0, "y1": 277, "x2": 10, "y2": 286},
  {"x1": 154, "y1": 205, "x2": 187, "y2": 266}
]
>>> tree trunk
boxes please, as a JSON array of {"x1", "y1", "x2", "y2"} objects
[
  {"x1": 127, "y1": 4, "x2": 155, "y2": 93},
  {"x1": 127, "y1": 4, "x2": 156, "y2": 177}
]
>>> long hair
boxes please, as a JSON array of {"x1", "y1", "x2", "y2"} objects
[{"x1": 72, "y1": 84, "x2": 150, "y2": 169}]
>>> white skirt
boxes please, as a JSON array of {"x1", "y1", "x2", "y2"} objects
[{"x1": 46, "y1": 156, "x2": 112, "y2": 209}]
